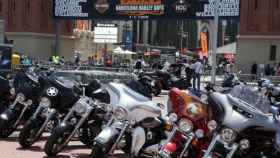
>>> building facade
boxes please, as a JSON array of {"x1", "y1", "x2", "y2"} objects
[
  {"x1": 0, "y1": 0, "x2": 75, "y2": 60},
  {"x1": 237, "y1": 0, "x2": 280, "y2": 73}
]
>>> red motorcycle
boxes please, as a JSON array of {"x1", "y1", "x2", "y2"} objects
[{"x1": 159, "y1": 88, "x2": 217, "y2": 158}]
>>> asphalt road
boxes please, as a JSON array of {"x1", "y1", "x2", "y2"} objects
[{"x1": 0, "y1": 94, "x2": 168, "y2": 158}]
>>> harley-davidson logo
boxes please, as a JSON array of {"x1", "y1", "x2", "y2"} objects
[{"x1": 95, "y1": 0, "x2": 109, "y2": 14}]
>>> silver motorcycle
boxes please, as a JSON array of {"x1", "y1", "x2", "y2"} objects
[
  {"x1": 202, "y1": 85, "x2": 280, "y2": 158},
  {"x1": 91, "y1": 82, "x2": 169, "y2": 158}
]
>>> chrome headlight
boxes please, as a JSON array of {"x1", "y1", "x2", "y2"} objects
[
  {"x1": 40, "y1": 97, "x2": 51, "y2": 107},
  {"x1": 168, "y1": 113, "x2": 178, "y2": 123},
  {"x1": 10, "y1": 88, "x2": 16, "y2": 96},
  {"x1": 74, "y1": 102, "x2": 88, "y2": 115},
  {"x1": 178, "y1": 119, "x2": 193, "y2": 133},
  {"x1": 221, "y1": 128, "x2": 237, "y2": 143},
  {"x1": 17, "y1": 93, "x2": 25, "y2": 102},
  {"x1": 207, "y1": 120, "x2": 218, "y2": 131},
  {"x1": 114, "y1": 107, "x2": 127, "y2": 121},
  {"x1": 239, "y1": 139, "x2": 250, "y2": 150}
]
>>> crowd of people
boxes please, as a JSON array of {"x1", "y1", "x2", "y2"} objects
[
  {"x1": 134, "y1": 56, "x2": 205, "y2": 91},
  {"x1": 251, "y1": 62, "x2": 280, "y2": 77}
]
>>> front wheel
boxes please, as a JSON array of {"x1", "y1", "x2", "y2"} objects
[
  {"x1": 0, "y1": 118, "x2": 15, "y2": 138},
  {"x1": 91, "y1": 142, "x2": 106, "y2": 158},
  {"x1": 19, "y1": 119, "x2": 42, "y2": 148},
  {"x1": 44, "y1": 124, "x2": 73, "y2": 156},
  {"x1": 79, "y1": 123, "x2": 102, "y2": 148}
]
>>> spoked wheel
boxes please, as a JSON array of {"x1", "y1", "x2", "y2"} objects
[{"x1": 44, "y1": 125, "x2": 73, "y2": 156}]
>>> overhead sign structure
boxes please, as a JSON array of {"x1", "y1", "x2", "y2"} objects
[
  {"x1": 94, "y1": 24, "x2": 118, "y2": 43},
  {"x1": 53, "y1": 0, "x2": 240, "y2": 20}
]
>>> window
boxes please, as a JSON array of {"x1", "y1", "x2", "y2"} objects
[
  {"x1": 0, "y1": 2, "x2": 2, "y2": 13},
  {"x1": 270, "y1": 45, "x2": 277, "y2": 61},
  {"x1": 254, "y1": 0, "x2": 258, "y2": 10}
]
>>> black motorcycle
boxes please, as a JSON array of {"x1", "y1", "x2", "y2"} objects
[
  {"x1": 257, "y1": 78, "x2": 280, "y2": 103},
  {"x1": 0, "y1": 75, "x2": 15, "y2": 113},
  {"x1": 0, "y1": 68, "x2": 44, "y2": 138},
  {"x1": 222, "y1": 73, "x2": 240, "y2": 88},
  {"x1": 18, "y1": 73, "x2": 88, "y2": 148},
  {"x1": 141, "y1": 70, "x2": 190, "y2": 96},
  {"x1": 44, "y1": 80, "x2": 110, "y2": 156}
]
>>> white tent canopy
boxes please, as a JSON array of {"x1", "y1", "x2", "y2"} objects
[
  {"x1": 113, "y1": 47, "x2": 124, "y2": 54},
  {"x1": 123, "y1": 50, "x2": 136, "y2": 55},
  {"x1": 217, "y1": 42, "x2": 236, "y2": 54},
  {"x1": 113, "y1": 47, "x2": 136, "y2": 55}
]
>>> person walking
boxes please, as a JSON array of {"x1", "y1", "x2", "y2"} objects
[{"x1": 191, "y1": 57, "x2": 203, "y2": 91}]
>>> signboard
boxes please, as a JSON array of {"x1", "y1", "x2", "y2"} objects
[
  {"x1": 122, "y1": 30, "x2": 133, "y2": 50},
  {"x1": 94, "y1": 24, "x2": 118, "y2": 43},
  {"x1": 53, "y1": 0, "x2": 240, "y2": 20},
  {"x1": 200, "y1": 32, "x2": 208, "y2": 57}
]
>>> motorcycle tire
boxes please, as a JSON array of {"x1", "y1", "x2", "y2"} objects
[
  {"x1": 91, "y1": 142, "x2": 106, "y2": 158},
  {"x1": 0, "y1": 118, "x2": 15, "y2": 138},
  {"x1": 44, "y1": 124, "x2": 73, "y2": 156},
  {"x1": 19, "y1": 119, "x2": 41, "y2": 148},
  {"x1": 79, "y1": 124, "x2": 101, "y2": 148}
]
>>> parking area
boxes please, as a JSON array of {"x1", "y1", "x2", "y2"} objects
[{"x1": 0, "y1": 95, "x2": 168, "y2": 158}]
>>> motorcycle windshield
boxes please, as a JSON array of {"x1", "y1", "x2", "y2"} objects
[
  {"x1": 52, "y1": 76, "x2": 78, "y2": 89},
  {"x1": 229, "y1": 85, "x2": 270, "y2": 113}
]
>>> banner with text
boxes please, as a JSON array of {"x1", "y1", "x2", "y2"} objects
[{"x1": 53, "y1": 0, "x2": 240, "y2": 20}]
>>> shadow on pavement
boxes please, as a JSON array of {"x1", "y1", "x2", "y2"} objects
[
  {"x1": 1, "y1": 137, "x2": 18, "y2": 142},
  {"x1": 63, "y1": 144, "x2": 88, "y2": 153},
  {"x1": 42, "y1": 155, "x2": 70, "y2": 158},
  {"x1": 17, "y1": 145, "x2": 44, "y2": 152},
  {"x1": 71, "y1": 153, "x2": 90, "y2": 158}
]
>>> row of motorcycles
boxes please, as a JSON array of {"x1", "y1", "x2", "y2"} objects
[{"x1": 0, "y1": 66, "x2": 280, "y2": 158}]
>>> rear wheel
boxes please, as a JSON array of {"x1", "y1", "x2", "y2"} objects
[{"x1": 44, "y1": 124, "x2": 73, "y2": 156}]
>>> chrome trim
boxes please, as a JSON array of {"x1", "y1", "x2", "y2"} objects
[
  {"x1": 109, "y1": 121, "x2": 129, "y2": 154},
  {"x1": 13, "y1": 100, "x2": 32, "y2": 128},
  {"x1": 202, "y1": 134, "x2": 239, "y2": 158},
  {"x1": 60, "y1": 109, "x2": 92, "y2": 149},
  {"x1": 35, "y1": 109, "x2": 57, "y2": 138},
  {"x1": 178, "y1": 133, "x2": 195, "y2": 158}
]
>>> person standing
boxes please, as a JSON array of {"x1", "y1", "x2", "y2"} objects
[
  {"x1": 184, "y1": 60, "x2": 193, "y2": 88},
  {"x1": 134, "y1": 56, "x2": 145, "y2": 73},
  {"x1": 251, "y1": 62, "x2": 258, "y2": 79},
  {"x1": 191, "y1": 57, "x2": 203, "y2": 91},
  {"x1": 277, "y1": 63, "x2": 280, "y2": 76}
]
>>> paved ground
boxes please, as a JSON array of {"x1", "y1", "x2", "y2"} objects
[{"x1": 0, "y1": 95, "x2": 168, "y2": 158}]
